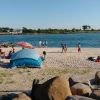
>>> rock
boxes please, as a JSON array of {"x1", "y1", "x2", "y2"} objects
[
  {"x1": 69, "y1": 77, "x2": 78, "y2": 87},
  {"x1": 82, "y1": 80, "x2": 94, "y2": 89},
  {"x1": 12, "y1": 93, "x2": 31, "y2": 100},
  {"x1": 31, "y1": 75, "x2": 72, "y2": 100},
  {"x1": 91, "y1": 89, "x2": 100, "y2": 100},
  {"x1": 90, "y1": 78, "x2": 96, "y2": 85},
  {"x1": 71, "y1": 83, "x2": 92, "y2": 96},
  {"x1": 66, "y1": 95, "x2": 95, "y2": 100},
  {"x1": 95, "y1": 71, "x2": 100, "y2": 85},
  {"x1": 31, "y1": 79, "x2": 40, "y2": 100},
  {"x1": 1, "y1": 93, "x2": 17, "y2": 100}
]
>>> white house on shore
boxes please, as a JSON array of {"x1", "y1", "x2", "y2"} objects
[{"x1": 9, "y1": 29, "x2": 22, "y2": 34}]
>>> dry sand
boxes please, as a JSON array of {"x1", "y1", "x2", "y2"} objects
[{"x1": 0, "y1": 47, "x2": 100, "y2": 93}]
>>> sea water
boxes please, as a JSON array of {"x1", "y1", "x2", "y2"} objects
[{"x1": 0, "y1": 32, "x2": 100, "y2": 47}]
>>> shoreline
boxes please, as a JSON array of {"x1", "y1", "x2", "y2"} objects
[{"x1": 0, "y1": 32, "x2": 100, "y2": 35}]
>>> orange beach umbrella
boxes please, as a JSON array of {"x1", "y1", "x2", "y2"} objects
[{"x1": 17, "y1": 42, "x2": 33, "y2": 49}]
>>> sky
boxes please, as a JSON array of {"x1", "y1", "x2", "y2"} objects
[{"x1": 0, "y1": 0, "x2": 100, "y2": 29}]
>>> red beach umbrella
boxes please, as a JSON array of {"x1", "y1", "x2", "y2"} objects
[{"x1": 17, "y1": 42, "x2": 34, "y2": 49}]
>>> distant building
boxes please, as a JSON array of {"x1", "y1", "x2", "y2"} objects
[{"x1": 9, "y1": 29, "x2": 22, "y2": 34}]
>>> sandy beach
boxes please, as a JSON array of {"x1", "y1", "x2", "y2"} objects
[{"x1": 0, "y1": 47, "x2": 100, "y2": 93}]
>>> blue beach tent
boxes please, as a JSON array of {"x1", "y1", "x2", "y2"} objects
[{"x1": 9, "y1": 48, "x2": 43, "y2": 68}]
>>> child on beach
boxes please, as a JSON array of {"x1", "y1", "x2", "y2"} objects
[{"x1": 43, "y1": 51, "x2": 46, "y2": 60}]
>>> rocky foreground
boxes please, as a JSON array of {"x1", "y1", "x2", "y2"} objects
[{"x1": 0, "y1": 71, "x2": 100, "y2": 100}]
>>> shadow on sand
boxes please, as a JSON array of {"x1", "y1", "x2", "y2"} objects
[
  {"x1": 47, "y1": 51, "x2": 62, "y2": 53},
  {"x1": 0, "y1": 61, "x2": 9, "y2": 68},
  {"x1": 0, "y1": 90, "x2": 31, "y2": 100}
]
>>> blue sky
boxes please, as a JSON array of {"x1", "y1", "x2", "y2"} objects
[{"x1": 0, "y1": 0, "x2": 100, "y2": 29}]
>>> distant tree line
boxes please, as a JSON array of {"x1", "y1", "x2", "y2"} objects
[
  {"x1": 0, "y1": 27, "x2": 13, "y2": 32},
  {"x1": 22, "y1": 26, "x2": 100, "y2": 34},
  {"x1": 0, "y1": 25, "x2": 100, "y2": 34}
]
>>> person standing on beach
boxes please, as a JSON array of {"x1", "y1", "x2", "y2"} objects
[
  {"x1": 61, "y1": 43, "x2": 64, "y2": 53},
  {"x1": 42, "y1": 41, "x2": 45, "y2": 47},
  {"x1": 64, "y1": 44, "x2": 67, "y2": 53},
  {"x1": 77, "y1": 43, "x2": 81, "y2": 52},
  {"x1": 45, "y1": 40, "x2": 48, "y2": 47},
  {"x1": 43, "y1": 51, "x2": 46, "y2": 60},
  {"x1": 39, "y1": 40, "x2": 42, "y2": 48}
]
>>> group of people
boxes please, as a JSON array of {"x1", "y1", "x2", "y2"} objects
[
  {"x1": 61, "y1": 43, "x2": 81, "y2": 53},
  {"x1": 61, "y1": 44, "x2": 67, "y2": 53},
  {"x1": 39, "y1": 40, "x2": 48, "y2": 48},
  {"x1": 0, "y1": 46, "x2": 15, "y2": 59},
  {"x1": 6, "y1": 46, "x2": 15, "y2": 59}
]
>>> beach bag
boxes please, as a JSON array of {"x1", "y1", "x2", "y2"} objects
[{"x1": 88, "y1": 57, "x2": 95, "y2": 61}]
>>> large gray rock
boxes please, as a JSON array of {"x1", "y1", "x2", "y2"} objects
[
  {"x1": 71, "y1": 83, "x2": 92, "y2": 96},
  {"x1": 95, "y1": 71, "x2": 100, "y2": 85},
  {"x1": 31, "y1": 75, "x2": 72, "y2": 100},
  {"x1": 66, "y1": 95, "x2": 95, "y2": 100}
]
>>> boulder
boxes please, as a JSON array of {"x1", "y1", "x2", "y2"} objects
[
  {"x1": 71, "y1": 83, "x2": 92, "y2": 96},
  {"x1": 82, "y1": 80, "x2": 94, "y2": 89},
  {"x1": 12, "y1": 93, "x2": 31, "y2": 100},
  {"x1": 69, "y1": 77, "x2": 78, "y2": 87},
  {"x1": 31, "y1": 79, "x2": 40, "y2": 100},
  {"x1": 31, "y1": 75, "x2": 72, "y2": 100},
  {"x1": 69, "y1": 76, "x2": 91, "y2": 87},
  {"x1": 1, "y1": 93, "x2": 16, "y2": 100},
  {"x1": 91, "y1": 89, "x2": 100, "y2": 100},
  {"x1": 95, "y1": 71, "x2": 100, "y2": 85},
  {"x1": 66, "y1": 95, "x2": 95, "y2": 100}
]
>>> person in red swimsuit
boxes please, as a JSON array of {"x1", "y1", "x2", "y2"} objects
[{"x1": 77, "y1": 43, "x2": 81, "y2": 53}]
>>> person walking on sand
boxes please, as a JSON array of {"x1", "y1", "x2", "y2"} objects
[
  {"x1": 61, "y1": 43, "x2": 64, "y2": 53},
  {"x1": 77, "y1": 43, "x2": 81, "y2": 52},
  {"x1": 64, "y1": 44, "x2": 67, "y2": 53}
]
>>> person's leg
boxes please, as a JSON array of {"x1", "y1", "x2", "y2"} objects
[
  {"x1": 78, "y1": 48, "x2": 81, "y2": 52},
  {"x1": 44, "y1": 55, "x2": 46, "y2": 60}
]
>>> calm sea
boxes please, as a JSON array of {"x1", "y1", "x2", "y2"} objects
[{"x1": 0, "y1": 33, "x2": 100, "y2": 47}]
